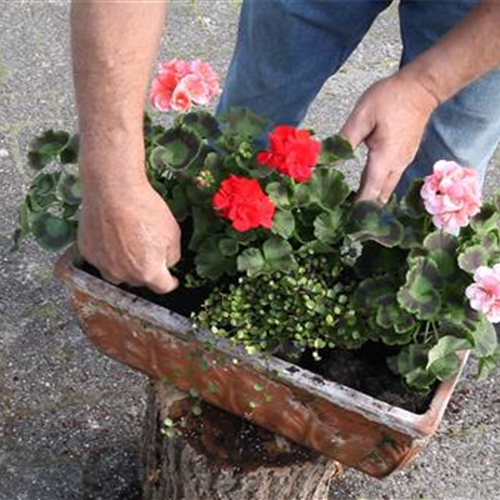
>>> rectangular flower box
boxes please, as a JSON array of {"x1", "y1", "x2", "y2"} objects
[{"x1": 55, "y1": 249, "x2": 468, "y2": 479}]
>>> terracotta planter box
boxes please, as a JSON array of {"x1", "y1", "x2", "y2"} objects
[{"x1": 55, "y1": 249, "x2": 468, "y2": 479}]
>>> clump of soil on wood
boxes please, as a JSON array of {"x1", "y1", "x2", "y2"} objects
[{"x1": 80, "y1": 262, "x2": 434, "y2": 414}]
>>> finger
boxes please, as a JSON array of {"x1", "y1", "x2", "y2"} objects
[
  {"x1": 166, "y1": 243, "x2": 182, "y2": 268},
  {"x1": 146, "y1": 266, "x2": 179, "y2": 294},
  {"x1": 355, "y1": 150, "x2": 388, "y2": 202},
  {"x1": 379, "y1": 168, "x2": 403, "y2": 205},
  {"x1": 101, "y1": 270, "x2": 123, "y2": 286},
  {"x1": 339, "y1": 106, "x2": 374, "y2": 151}
]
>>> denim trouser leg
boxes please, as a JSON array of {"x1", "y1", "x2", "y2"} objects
[
  {"x1": 219, "y1": 0, "x2": 500, "y2": 195},
  {"x1": 396, "y1": 0, "x2": 500, "y2": 194},
  {"x1": 217, "y1": 0, "x2": 391, "y2": 127}
]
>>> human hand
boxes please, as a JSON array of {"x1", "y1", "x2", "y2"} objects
[
  {"x1": 340, "y1": 74, "x2": 439, "y2": 204},
  {"x1": 77, "y1": 153, "x2": 181, "y2": 294}
]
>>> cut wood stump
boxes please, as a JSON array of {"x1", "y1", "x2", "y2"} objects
[{"x1": 142, "y1": 381, "x2": 343, "y2": 500}]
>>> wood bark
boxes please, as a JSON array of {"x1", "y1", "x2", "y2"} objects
[{"x1": 142, "y1": 381, "x2": 343, "y2": 500}]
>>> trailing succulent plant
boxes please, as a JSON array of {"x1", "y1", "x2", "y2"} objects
[{"x1": 16, "y1": 59, "x2": 500, "y2": 393}]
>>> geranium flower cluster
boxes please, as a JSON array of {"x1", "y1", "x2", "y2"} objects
[
  {"x1": 213, "y1": 125, "x2": 321, "y2": 231},
  {"x1": 150, "y1": 59, "x2": 220, "y2": 112},
  {"x1": 421, "y1": 160, "x2": 481, "y2": 233}
]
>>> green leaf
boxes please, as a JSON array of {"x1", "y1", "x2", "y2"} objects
[
  {"x1": 27, "y1": 172, "x2": 60, "y2": 211},
  {"x1": 423, "y1": 231, "x2": 458, "y2": 278},
  {"x1": 427, "y1": 336, "x2": 472, "y2": 380},
  {"x1": 396, "y1": 344, "x2": 436, "y2": 391},
  {"x1": 352, "y1": 275, "x2": 398, "y2": 311},
  {"x1": 219, "y1": 238, "x2": 239, "y2": 257},
  {"x1": 59, "y1": 134, "x2": 79, "y2": 164},
  {"x1": 397, "y1": 257, "x2": 442, "y2": 320},
  {"x1": 347, "y1": 201, "x2": 404, "y2": 248},
  {"x1": 12, "y1": 202, "x2": 32, "y2": 250},
  {"x1": 470, "y1": 202, "x2": 500, "y2": 234},
  {"x1": 354, "y1": 242, "x2": 407, "y2": 279},
  {"x1": 181, "y1": 111, "x2": 221, "y2": 140},
  {"x1": 195, "y1": 237, "x2": 236, "y2": 280},
  {"x1": 477, "y1": 347, "x2": 500, "y2": 379},
  {"x1": 31, "y1": 212, "x2": 77, "y2": 251},
  {"x1": 318, "y1": 135, "x2": 354, "y2": 165},
  {"x1": 150, "y1": 128, "x2": 201, "y2": 172},
  {"x1": 266, "y1": 182, "x2": 290, "y2": 208},
  {"x1": 458, "y1": 244, "x2": 489, "y2": 275},
  {"x1": 167, "y1": 183, "x2": 190, "y2": 221},
  {"x1": 189, "y1": 206, "x2": 223, "y2": 252},
  {"x1": 471, "y1": 319, "x2": 498, "y2": 358},
  {"x1": 28, "y1": 130, "x2": 70, "y2": 170},
  {"x1": 271, "y1": 210, "x2": 295, "y2": 239},
  {"x1": 399, "y1": 179, "x2": 425, "y2": 218},
  {"x1": 262, "y1": 237, "x2": 297, "y2": 272},
  {"x1": 313, "y1": 210, "x2": 344, "y2": 244},
  {"x1": 237, "y1": 248, "x2": 265, "y2": 277},
  {"x1": 306, "y1": 167, "x2": 351, "y2": 211},
  {"x1": 219, "y1": 106, "x2": 269, "y2": 140},
  {"x1": 376, "y1": 301, "x2": 416, "y2": 340},
  {"x1": 57, "y1": 172, "x2": 82, "y2": 206}
]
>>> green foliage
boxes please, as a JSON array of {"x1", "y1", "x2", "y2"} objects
[
  {"x1": 16, "y1": 105, "x2": 500, "y2": 394},
  {"x1": 28, "y1": 130, "x2": 71, "y2": 170},
  {"x1": 347, "y1": 201, "x2": 404, "y2": 247},
  {"x1": 318, "y1": 135, "x2": 354, "y2": 165}
]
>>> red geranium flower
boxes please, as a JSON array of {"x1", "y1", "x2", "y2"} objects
[
  {"x1": 213, "y1": 175, "x2": 276, "y2": 232},
  {"x1": 257, "y1": 125, "x2": 321, "y2": 182}
]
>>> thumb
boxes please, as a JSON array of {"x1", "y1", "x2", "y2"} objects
[
  {"x1": 339, "y1": 105, "x2": 374, "y2": 151},
  {"x1": 147, "y1": 265, "x2": 179, "y2": 294}
]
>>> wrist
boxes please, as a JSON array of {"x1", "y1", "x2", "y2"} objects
[{"x1": 393, "y1": 67, "x2": 442, "y2": 113}]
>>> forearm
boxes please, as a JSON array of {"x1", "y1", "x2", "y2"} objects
[
  {"x1": 400, "y1": 0, "x2": 500, "y2": 105},
  {"x1": 71, "y1": 0, "x2": 167, "y2": 185}
]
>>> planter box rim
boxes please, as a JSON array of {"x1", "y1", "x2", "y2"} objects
[{"x1": 56, "y1": 249, "x2": 469, "y2": 442}]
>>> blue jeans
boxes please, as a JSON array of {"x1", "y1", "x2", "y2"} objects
[{"x1": 218, "y1": 0, "x2": 500, "y2": 194}]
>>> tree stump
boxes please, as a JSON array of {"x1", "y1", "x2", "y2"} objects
[{"x1": 142, "y1": 381, "x2": 343, "y2": 500}]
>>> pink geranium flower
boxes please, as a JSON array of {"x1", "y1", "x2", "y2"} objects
[
  {"x1": 466, "y1": 264, "x2": 500, "y2": 323},
  {"x1": 177, "y1": 74, "x2": 211, "y2": 106},
  {"x1": 149, "y1": 58, "x2": 220, "y2": 113},
  {"x1": 421, "y1": 160, "x2": 481, "y2": 233},
  {"x1": 189, "y1": 59, "x2": 221, "y2": 98},
  {"x1": 171, "y1": 87, "x2": 192, "y2": 112}
]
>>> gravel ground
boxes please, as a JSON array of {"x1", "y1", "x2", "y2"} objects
[{"x1": 1, "y1": 2, "x2": 499, "y2": 500}]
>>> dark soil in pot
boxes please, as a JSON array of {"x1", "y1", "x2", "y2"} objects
[{"x1": 80, "y1": 261, "x2": 434, "y2": 414}]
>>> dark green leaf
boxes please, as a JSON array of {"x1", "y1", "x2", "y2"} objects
[
  {"x1": 262, "y1": 237, "x2": 297, "y2": 272},
  {"x1": 271, "y1": 210, "x2": 295, "y2": 239},
  {"x1": 266, "y1": 182, "x2": 290, "y2": 208},
  {"x1": 219, "y1": 107, "x2": 269, "y2": 140},
  {"x1": 237, "y1": 247, "x2": 265, "y2": 277},
  {"x1": 470, "y1": 202, "x2": 500, "y2": 234},
  {"x1": 458, "y1": 244, "x2": 489, "y2": 275},
  {"x1": 28, "y1": 130, "x2": 70, "y2": 170},
  {"x1": 318, "y1": 135, "x2": 354, "y2": 165},
  {"x1": 313, "y1": 210, "x2": 344, "y2": 244},
  {"x1": 59, "y1": 134, "x2": 79, "y2": 164},
  {"x1": 150, "y1": 128, "x2": 201, "y2": 172},
  {"x1": 195, "y1": 237, "x2": 236, "y2": 280},
  {"x1": 397, "y1": 257, "x2": 442, "y2": 320},
  {"x1": 352, "y1": 275, "x2": 398, "y2": 311},
  {"x1": 181, "y1": 111, "x2": 221, "y2": 140},
  {"x1": 219, "y1": 238, "x2": 239, "y2": 257},
  {"x1": 28, "y1": 172, "x2": 60, "y2": 211},
  {"x1": 399, "y1": 179, "x2": 425, "y2": 218},
  {"x1": 57, "y1": 172, "x2": 82, "y2": 206},
  {"x1": 477, "y1": 347, "x2": 500, "y2": 379},
  {"x1": 347, "y1": 201, "x2": 404, "y2": 248},
  {"x1": 306, "y1": 167, "x2": 351, "y2": 211},
  {"x1": 423, "y1": 231, "x2": 458, "y2": 278},
  {"x1": 427, "y1": 336, "x2": 472, "y2": 380},
  {"x1": 31, "y1": 212, "x2": 77, "y2": 251}
]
